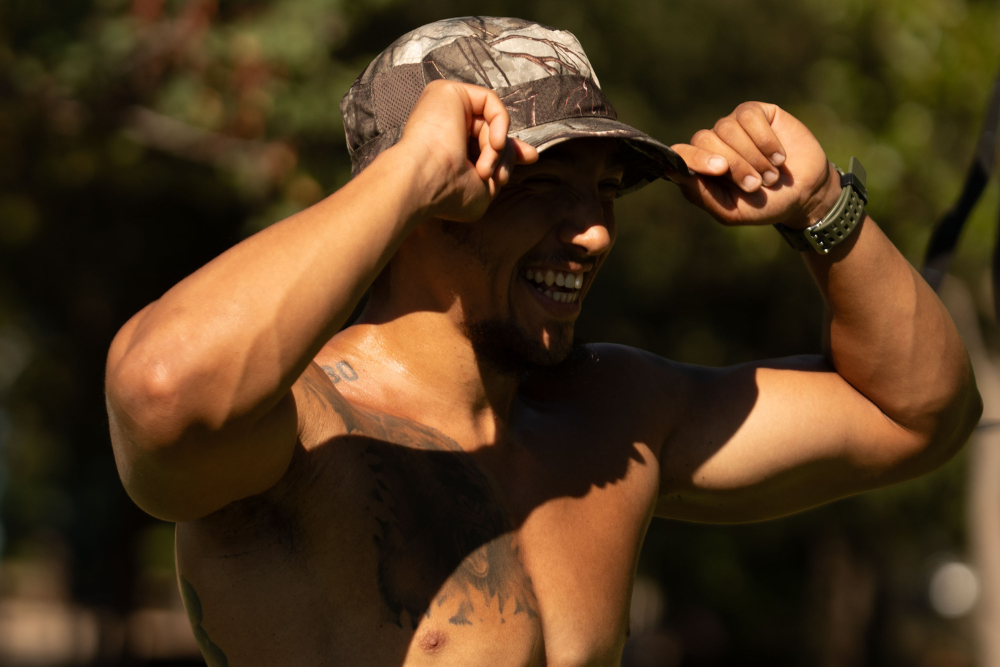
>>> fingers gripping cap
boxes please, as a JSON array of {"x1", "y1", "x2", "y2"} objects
[{"x1": 339, "y1": 16, "x2": 690, "y2": 196}]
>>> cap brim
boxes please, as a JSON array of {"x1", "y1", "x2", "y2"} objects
[{"x1": 510, "y1": 117, "x2": 692, "y2": 196}]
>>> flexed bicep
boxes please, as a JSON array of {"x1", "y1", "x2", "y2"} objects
[{"x1": 653, "y1": 356, "x2": 934, "y2": 523}]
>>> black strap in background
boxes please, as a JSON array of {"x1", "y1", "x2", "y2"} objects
[{"x1": 922, "y1": 63, "x2": 1000, "y2": 302}]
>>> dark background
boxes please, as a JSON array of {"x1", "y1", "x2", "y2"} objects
[{"x1": 0, "y1": 0, "x2": 998, "y2": 665}]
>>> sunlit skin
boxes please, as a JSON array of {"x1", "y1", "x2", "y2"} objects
[
  {"x1": 365, "y1": 137, "x2": 622, "y2": 365},
  {"x1": 106, "y1": 80, "x2": 981, "y2": 666}
]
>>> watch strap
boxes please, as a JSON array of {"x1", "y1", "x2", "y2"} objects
[{"x1": 775, "y1": 157, "x2": 867, "y2": 254}]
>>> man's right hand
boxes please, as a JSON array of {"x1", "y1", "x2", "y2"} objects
[
  {"x1": 105, "y1": 80, "x2": 537, "y2": 523},
  {"x1": 396, "y1": 80, "x2": 538, "y2": 222}
]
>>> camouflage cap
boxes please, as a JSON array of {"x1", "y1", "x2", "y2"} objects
[{"x1": 340, "y1": 16, "x2": 690, "y2": 196}]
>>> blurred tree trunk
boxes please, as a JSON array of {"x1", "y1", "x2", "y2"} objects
[
  {"x1": 939, "y1": 278, "x2": 1000, "y2": 667},
  {"x1": 807, "y1": 533, "x2": 876, "y2": 667}
]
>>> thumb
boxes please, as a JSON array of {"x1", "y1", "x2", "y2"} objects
[
  {"x1": 666, "y1": 143, "x2": 729, "y2": 206},
  {"x1": 669, "y1": 143, "x2": 730, "y2": 180}
]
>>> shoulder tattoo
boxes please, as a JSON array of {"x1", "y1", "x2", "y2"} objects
[{"x1": 322, "y1": 360, "x2": 358, "y2": 384}]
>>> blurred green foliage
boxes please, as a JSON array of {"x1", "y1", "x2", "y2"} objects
[{"x1": 0, "y1": 0, "x2": 997, "y2": 664}]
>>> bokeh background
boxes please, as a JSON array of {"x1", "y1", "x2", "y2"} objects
[{"x1": 1, "y1": 0, "x2": 999, "y2": 665}]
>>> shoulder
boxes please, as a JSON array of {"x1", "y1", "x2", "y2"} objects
[
  {"x1": 291, "y1": 361, "x2": 365, "y2": 446},
  {"x1": 527, "y1": 343, "x2": 703, "y2": 438},
  {"x1": 547, "y1": 342, "x2": 705, "y2": 392}
]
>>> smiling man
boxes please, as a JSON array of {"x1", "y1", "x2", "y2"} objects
[{"x1": 105, "y1": 17, "x2": 980, "y2": 667}]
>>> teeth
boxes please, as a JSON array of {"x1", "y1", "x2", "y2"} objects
[
  {"x1": 525, "y1": 268, "x2": 585, "y2": 292},
  {"x1": 527, "y1": 285, "x2": 580, "y2": 304}
]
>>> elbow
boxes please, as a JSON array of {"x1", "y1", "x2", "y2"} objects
[
  {"x1": 944, "y1": 344, "x2": 985, "y2": 456},
  {"x1": 907, "y1": 372, "x2": 983, "y2": 476},
  {"x1": 107, "y1": 360, "x2": 222, "y2": 522},
  {"x1": 107, "y1": 352, "x2": 192, "y2": 453},
  {"x1": 105, "y1": 323, "x2": 249, "y2": 522},
  {"x1": 950, "y1": 375, "x2": 983, "y2": 455},
  {"x1": 942, "y1": 361, "x2": 983, "y2": 457}
]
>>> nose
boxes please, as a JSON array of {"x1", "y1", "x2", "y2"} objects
[{"x1": 555, "y1": 190, "x2": 615, "y2": 256}]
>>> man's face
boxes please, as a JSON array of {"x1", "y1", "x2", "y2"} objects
[{"x1": 439, "y1": 137, "x2": 624, "y2": 373}]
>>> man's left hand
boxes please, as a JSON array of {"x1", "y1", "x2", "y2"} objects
[{"x1": 670, "y1": 102, "x2": 842, "y2": 230}]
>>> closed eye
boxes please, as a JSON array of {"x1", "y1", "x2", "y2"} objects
[{"x1": 600, "y1": 180, "x2": 622, "y2": 198}]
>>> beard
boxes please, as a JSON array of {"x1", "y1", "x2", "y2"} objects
[
  {"x1": 464, "y1": 316, "x2": 578, "y2": 377},
  {"x1": 441, "y1": 221, "x2": 592, "y2": 376}
]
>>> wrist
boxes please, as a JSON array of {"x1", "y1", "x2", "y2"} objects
[
  {"x1": 367, "y1": 142, "x2": 443, "y2": 228},
  {"x1": 774, "y1": 157, "x2": 868, "y2": 255},
  {"x1": 385, "y1": 138, "x2": 478, "y2": 225},
  {"x1": 788, "y1": 161, "x2": 843, "y2": 231}
]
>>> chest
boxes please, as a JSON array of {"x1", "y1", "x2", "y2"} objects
[
  {"x1": 321, "y1": 407, "x2": 659, "y2": 656},
  {"x1": 178, "y1": 405, "x2": 661, "y2": 666}
]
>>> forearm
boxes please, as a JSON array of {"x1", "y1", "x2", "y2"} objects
[
  {"x1": 108, "y1": 145, "x2": 430, "y2": 442},
  {"x1": 804, "y1": 207, "x2": 980, "y2": 445}
]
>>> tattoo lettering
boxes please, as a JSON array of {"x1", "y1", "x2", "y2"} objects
[
  {"x1": 322, "y1": 360, "x2": 358, "y2": 384},
  {"x1": 300, "y1": 365, "x2": 364, "y2": 433},
  {"x1": 179, "y1": 574, "x2": 229, "y2": 667}
]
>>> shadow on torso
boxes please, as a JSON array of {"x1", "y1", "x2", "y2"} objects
[{"x1": 174, "y1": 346, "x2": 707, "y2": 666}]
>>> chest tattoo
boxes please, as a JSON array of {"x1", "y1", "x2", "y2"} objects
[{"x1": 301, "y1": 368, "x2": 540, "y2": 629}]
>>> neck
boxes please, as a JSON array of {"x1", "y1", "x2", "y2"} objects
[{"x1": 342, "y1": 302, "x2": 524, "y2": 448}]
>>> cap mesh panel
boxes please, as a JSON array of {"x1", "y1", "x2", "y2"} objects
[
  {"x1": 372, "y1": 64, "x2": 426, "y2": 133},
  {"x1": 340, "y1": 18, "x2": 687, "y2": 189}
]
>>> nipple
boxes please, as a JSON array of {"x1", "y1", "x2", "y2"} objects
[{"x1": 418, "y1": 629, "x2": 448, "y2": 653}]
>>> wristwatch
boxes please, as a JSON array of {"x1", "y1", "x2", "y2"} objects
[{"x1": 774, "y1": 157, "x2": 867, "y2": 254}]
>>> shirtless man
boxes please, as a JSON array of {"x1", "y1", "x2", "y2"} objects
[{"x1": 105, "y1": 17, "x2": 981, "y2": 667}]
